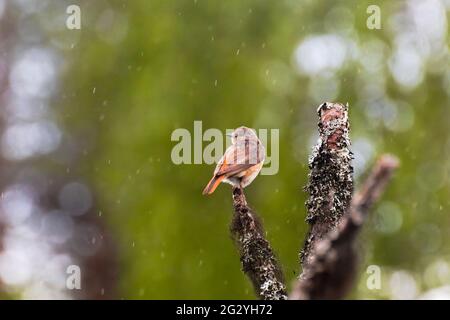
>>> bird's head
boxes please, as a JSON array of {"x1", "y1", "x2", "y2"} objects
[{"x1": 227, "y1": 126, "x2": 258, "y2": 144}]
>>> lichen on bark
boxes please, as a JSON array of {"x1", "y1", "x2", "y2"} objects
[
  {"x1": 291, "y1": 154, "x2": 398, "y2": 300},
  {"x1": 230, "y1": 187, "x2": 287, "y2": 300},
  {"x1": 301, "y1": 102, "x2": 354, "y2": 265}
]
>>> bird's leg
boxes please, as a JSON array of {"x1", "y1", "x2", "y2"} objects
[{"x1": 232, "y1": 185, "x2": 247, "y2": 207}]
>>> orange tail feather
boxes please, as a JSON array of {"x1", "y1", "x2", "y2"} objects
[{"x1": 202, "y1": 175, "x2": 225, "y2": 195}]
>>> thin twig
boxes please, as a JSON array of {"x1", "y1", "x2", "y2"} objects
[
  {"x1": 351, "y1": 155, "x2": 400, "y2": 223},
  {"x1": 230, "y1": 187, "x2": 287, "y2": 300}
]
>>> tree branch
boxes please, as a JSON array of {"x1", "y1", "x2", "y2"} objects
[
  {"x1": 230, "y1": 187, "x2": 287, "y2": 300},
  {"x1": 291, "y1": 153, "x2": 399, "y2": 298},
  {"x1": 351, "y1": 155, "x2": 400, "y2": 223},
  {"x1": 290, "y1": 104, "x2": 398, "y2": 299},
  {"x1": 301, "y1": 102, "x2": 353, "y2": 267}
]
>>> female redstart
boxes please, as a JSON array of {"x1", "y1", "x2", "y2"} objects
[{"x1": 203, "y1": 126, "x2": 265, "y2": 195}]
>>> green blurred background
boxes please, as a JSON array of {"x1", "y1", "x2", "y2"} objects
[{"x1": 0, "y1": 0, "x2": 449, "y2": 299}]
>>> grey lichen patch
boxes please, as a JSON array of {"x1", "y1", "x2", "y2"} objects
[
  {"x1": 306, "y1": 102, "x2": 353, "y2": 224},
  {"x1": 292, "y1": 154, "x2": 398, "y2": 300},
  {"x1": 294, "y1": 217, "x2": 358, "y2": 299},
  {"x1": 231, "y1": 187, "x2": 287, "y2": 300},
  {"x1": 301, "y1": 102, "x2": 354, "y2": 264}
]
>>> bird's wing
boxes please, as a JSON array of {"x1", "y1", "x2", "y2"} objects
[
  {"x1": 216, "y1": 163, "x2": 253, "y2": 177},
  {"x1": 213, "y1": 152, "x2": 226, "y2": 176},
  {"x1": 214, "y1": 140, "x2": 263, "y2": 177}
]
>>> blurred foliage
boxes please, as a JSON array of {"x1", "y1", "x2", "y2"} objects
[{"x1": 40, "y1": 0, "x2": 450, "y2": 299}]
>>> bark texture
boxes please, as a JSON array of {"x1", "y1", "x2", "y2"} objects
[
  {"x1": 301, "y1": 102, "x2": 353, "y2": 266},
  {"x1": 230, "y1": 187, "x2": 287, "y2": 300},
  {"x1": 289, "y1": 102, "x2": 399, "y2": 300}
]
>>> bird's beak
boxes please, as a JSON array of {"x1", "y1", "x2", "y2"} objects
[{"x1": 226, "y1": 133, "x2": 232, "y2": 137}]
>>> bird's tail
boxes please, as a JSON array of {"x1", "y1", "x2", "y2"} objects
[{"x1": 202, "y1": 175, "x2": 224, "y2": 195}]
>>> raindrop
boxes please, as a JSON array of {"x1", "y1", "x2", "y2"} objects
[{"x1": 70, "y1": 223, "x2": 102, "y2": 257}]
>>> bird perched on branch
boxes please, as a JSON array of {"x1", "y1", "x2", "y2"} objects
[{"x1": 203, "y1": 126, "x2": 265, "y2": 195}]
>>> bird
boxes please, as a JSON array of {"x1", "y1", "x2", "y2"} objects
[{"x1": 202, "y1": 126, "x2": 265, "y2": 195}]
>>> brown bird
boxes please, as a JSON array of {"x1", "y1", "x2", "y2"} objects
[{"x1": 202, "y1": 126, "x2": 265, "y2": 195}]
